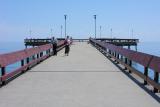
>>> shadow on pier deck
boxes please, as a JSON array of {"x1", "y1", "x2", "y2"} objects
[{"x1": 0, "y1": 42, "x2": 159, "y2": 107}]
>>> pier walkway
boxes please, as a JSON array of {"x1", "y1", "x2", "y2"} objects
[{"x1": 0, "y1": 42, "x2": 159, "y2": 107}]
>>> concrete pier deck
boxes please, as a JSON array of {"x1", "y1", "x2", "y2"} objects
[{"x1": 0, "y1": 42, "x2": 159, "y2": 107}]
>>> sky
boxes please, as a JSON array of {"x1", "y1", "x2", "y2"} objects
[{"x1": 0, "y1": 0, "x2": 160, "y2": 42}]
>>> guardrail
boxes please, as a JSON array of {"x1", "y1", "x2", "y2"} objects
[
  {"x1": 0, "y1": 41, "x2": 65, "y2": 86},
  {"x1": 90, "y1": 38, "x2": 160, "y2": 93}
]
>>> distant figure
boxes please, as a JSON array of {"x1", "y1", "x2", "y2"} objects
[
  {"x1": 64, "y1": 36, "x2": 71, "y2": 56},
  {"x1": 51, "y1": 37, "x2": 58, "y2": 56}
]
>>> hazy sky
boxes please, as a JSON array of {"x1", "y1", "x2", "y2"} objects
[{"x1": 0, "y1": 0, "x2": 160, "y2": 42}]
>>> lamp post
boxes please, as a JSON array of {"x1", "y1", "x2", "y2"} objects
[
  {"x1": 51, "y1": 29, "x2": 53, "y2": 37},
  {"x1": 64, "y1": 15, "x2": 67, "y2": 38},
  {"x1": 110, "y1": 28, "x2": 113, "y2": 38},
  {"x1": 29, "y1": 30, "x2": 32, "y2": 37},
  {"x1": 93, "y1": 15, "x2": 97, "y2": 38},
  {"x1": 131, "y1": 29, "x2": 133, "y2": 39},
  {"x1": 100, "y1": 26, "x2": 102, "y2": 38},
  {"x1": 61, "y1": 25, "x2": 63, "y2": 38}
]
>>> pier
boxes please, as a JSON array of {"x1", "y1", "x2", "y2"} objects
[
  {"x1": 24, "y1": 38, "x2": 139, "y2": 47},
  {"x1": 0, "y1": 39, "x2": 160, "y2": 106}
]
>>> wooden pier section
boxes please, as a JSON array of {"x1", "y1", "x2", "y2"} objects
[
  {"x1": 24, "y1": 38, "x2": 139, "y2": 47},
  {"x1": 0, "y1": 40, "x2": 159, "y2": 107}
]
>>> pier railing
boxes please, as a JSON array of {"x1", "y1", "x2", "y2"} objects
[
  {"x1": 95, "y1": 38, "x2": 139, "y2": 46},
  {"x1": 90, "y1": 38, "x2": 160, "y2": 93},
  {"x1": 0, "y1": 41, "x2": 65, "y2": 85}
]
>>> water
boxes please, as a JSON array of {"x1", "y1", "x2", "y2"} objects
[
  {"x1": 0, "y1": 42, "x2": 25, "y2": 54},
  {"x1": 138, "y1": 42, "x2": 160, "y2": 56},
  {"x1": 0, "y1": 41, "x2": 159, "y2": 82}
]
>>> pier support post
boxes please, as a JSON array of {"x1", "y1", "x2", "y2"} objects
[
  {"x1": 135, "y1": 45, "x2": 137, "y2": 51},
  {"x1": 153, "y1": 72, "x2": 159, "y2": 93},
  {"x1": 128, "y1": 46, "x2": 130, "y2": 50},
  {"x1": 144, "y1": 67, "x2": 148, "y2": 85}
]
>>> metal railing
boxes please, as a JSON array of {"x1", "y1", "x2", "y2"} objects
[
  {"x1": 90, "y1": 38, "x2": 160, "y2": 93},
  {"x1": 0, "y1": 41, "x2": 65, "y2": 86}
]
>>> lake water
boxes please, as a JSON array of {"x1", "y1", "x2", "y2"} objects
[{"x1": 0, "y1": 41, "x2": 159, "y2": 82}]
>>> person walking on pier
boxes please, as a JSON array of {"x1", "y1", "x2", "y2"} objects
[
  {"x1": 51, "y1": 37, "x2": 58, "y2": 56},
  {"x1": 64, "y1": 36, "x2": 71, "y2": 56}
]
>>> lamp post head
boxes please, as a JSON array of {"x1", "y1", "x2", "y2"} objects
[
  {"x1": 93, "y1": 15, "x2": 97, "y2": 19},
  {"x1": 64, "y1": 15, "x2": 67, "y2": 20}
]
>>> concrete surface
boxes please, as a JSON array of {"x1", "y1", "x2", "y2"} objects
[{"x1": 0, "y1": 42, "x2": 159, "y2": 107}]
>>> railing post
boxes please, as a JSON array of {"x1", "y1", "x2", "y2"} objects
[
  {"x1": 124, "y1": 57, "x2": 128, "y2": 70},
  {"x1": 109, "y1": 50, "x2": 111, "y2": 54},
  {"x1": 114, "y1": 52, "x2": 116, "y2": 57},
  {"x1": 21, "y1": 60, "x2": 24, "y2": 66},
  {"x1": 117, "y1": 54, "x2": 119, "y2": 59},
  {"x1": 129, "y1": 60, "x2": 132, "y2": 73},
  {"x1": 42, "y1": 52, "x2": 43, "y2": 56},
  {"x1": 108, "y1": 50, "x2": 111, "y2": 58},
  {"x1": 26, "y1": 57, "x2": 30, "y2": 70},
  {"x1": 153, "y1": 72, "x2": 159, "y2": 93},
  {"x1": 32, "y1": 55, "x2": 35, "y2": 60},
  {"x1": 27, "y1": 57, "x2": 29, "y2": 64},
  {"x1": 114, "y1": 52, "x2": 117, "y2": 62},
  {"x1": 37, "y1": 53, "x2": 40, "y2": 64},
  {"x1": 144, "y1": 67, "x2": 148, "y2": 85},
  {"x1": 112, "y1": 51, "x2": 114, "y2": 56},
  {"x1": 1, "y1": 67, "x2": 6, "y2": 76},
  {"x1": 37, "y1": 53, "x2": 39, "y2": 59},
  {"x1": 46, "y1": 50, "x2": 48, "y2": 55},
  {"x1": 121, "y1": 55, "x2": 123, "y2": 60},
  {"x1": 1, "y1": 67, "x2": 6, "y2": 85},
  {"x1": 48, "y1": 49, "x2": 50, "y2": 55},
  {"x1": 40, "y1": 52, "x2": 43, "y2": 57},
  {"x1": 21, "y1": 59, "x2": 25, "y2": 73}
]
